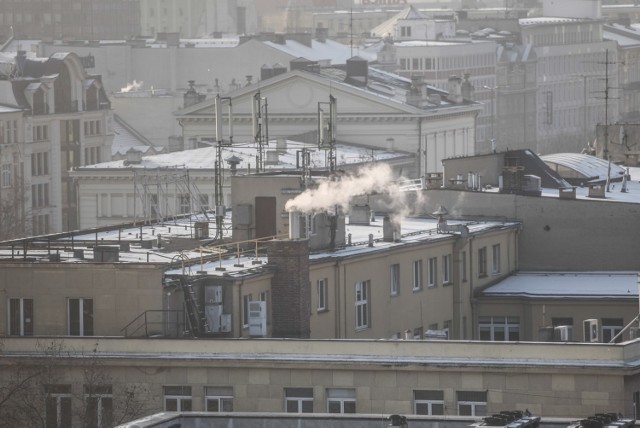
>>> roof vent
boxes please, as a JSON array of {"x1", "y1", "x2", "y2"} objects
[
  {"x1": 382, "y1": 215, "x2": 401, "y2": 242},
  {"x1": 124, "y1": 148, "x2": 143, "y2": 165},
  {"x1": 93, "y1": 245, "x2": 120, "y2": 262},
  {"x1": 345, "y1": 56, "x2": 368, "y2": 87}
]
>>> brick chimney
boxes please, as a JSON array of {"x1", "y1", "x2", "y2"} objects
[{"x1": 268, "y1": 239, "x2": 311, "y2": 338}]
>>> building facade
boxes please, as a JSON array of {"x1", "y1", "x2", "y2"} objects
[
  {"x1": 0, "y1": 51, "x2": 114, "y2": 235},
  {"x1": 0, "y1": 0, "x2": 141, "y2": 41}
]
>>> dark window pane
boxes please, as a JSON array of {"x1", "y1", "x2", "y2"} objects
[
  {"x1": 69, "y1": 299, "x2": 80, "y2": 335},
  {"x1": 182, "y1": 399, "x2": 192, "y2": 411},
  {"x1": 432, "y1": 403, "x2": 445, "y2": 415},
  {"x1": 207, "y1": 399, "x2": 220, "y2": 412},
  {"x1": 165, "y1": 398, "x2": 177, "y2": 412},
  {"x1": 84, "y1": 299, "x2": 94, "y2": 336},
  {"x1": 328, "y1": 401, "x2": 341, "y2": 413},
  {"x1": 301, "y1": 400, "x2": 313, "y2": 413},
  {"x1": 344, "y1": 401, "x2": 356, "y2": 414}
]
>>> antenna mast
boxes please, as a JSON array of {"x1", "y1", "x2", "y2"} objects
[
  {"x1": 252, "y1": 91, "x2": 269, "y2": 172},
  {"x1": 214, "y1": 94, "x2": 233, "y2": 240}
]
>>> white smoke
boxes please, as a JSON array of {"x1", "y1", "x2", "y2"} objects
[
  {"x1": 285, "y1": 163, "x2": 414, "y2": 218},
  {"x1": 120, "y1": 80, "x2": 143, "y2": 93}
]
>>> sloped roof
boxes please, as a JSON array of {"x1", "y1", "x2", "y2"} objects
[
  {"x1": 541, "y1": 153, "x2": 626, "y2": 183},
  {"x1": 480, "y1": 271, "x2": 638, "y2": 299},
  {"x1": 263, "y1": 38, "x2": 376, "y2": 65}
]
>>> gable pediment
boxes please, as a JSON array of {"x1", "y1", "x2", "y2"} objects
[{"x1": 176, "y1": 70, "x2": 420, "y2": 119}]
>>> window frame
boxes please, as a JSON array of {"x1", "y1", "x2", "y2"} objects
[
  {"x1": 479, "y1": 316, "x2": 520, "y2": 341},
  {"x1": 45, "y1": 384, "x2": 72, "y2": 428},
  {"x1": 317, "y1": 278, "x2": 327, "y2": 312},
  {"x1": 327, "y1": 388, "x2": 356, "y2": 414},
  {"x1": 412, "y1": 260, "x2": 422, "y2": 291},
  {"x1": 442, "y1": 254, "x2": 451, "y2": 284},
  {"x1": 68, "y1": 297, "x2": 94, "y2": 336},
  {"x1": 284, "y1": 387, "x2": 314, "y2": 413},
  {"x1": 478, "y1": 247, "x2": 487, "y2": 277},
  {"x1": 456, "y1": 390, "x2": 487, "y2": 416},
  {"x1": 84, "y1": 385, "x2": 113, "y2": 428},
  {"x1": 428, "y1": 257, "x2": 437, "y2": 287},
  {"x1": 242, "y1": 294, "x2": 252, "y2": 328},
  {"x1": 492, "y1": 244, "x2": 501, "y2": 274},
  {"x1": 355, "y1": 281, "x2": 369, "y2": 330},
  {"x1": 414, "y1": 390, "x2": 445, "y2": 415},
  {"x1": 8, "y1": 297, "x2": 34, "y2": 336},
  {"x1": 204, "y1": 386, "x2": 233, "y2": 412},
  {"x1": 163, "y1": 386, "x2": 192, "y2": 412},
  {"x1": 390, "y1": 263, "x2": 400, "y2": 296}
]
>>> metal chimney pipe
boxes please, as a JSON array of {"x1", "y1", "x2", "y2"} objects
[{"x1": 289, "y1": 211, "x2": 301, "y2": 240}]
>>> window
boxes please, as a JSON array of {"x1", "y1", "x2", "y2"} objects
[
  {"x1": 68, "y1": 298, "x2": 94, "y2": 336},
  {"x1": 492, "y1": 244, "x2": 501, "y2": 274},
  {"x1": 602, "y1": 318, "x2": 623, "y2": 343},
  {"x1": 205, "y1": 386, "x2": 233, "y2": 412},
  {"x1": 285, "y1": 387, "x2": 313, "y2": 413},
  {"x1": 457, "y1": 390, "x2": 487, "y2": 416},
  {"x1": 400, "y1": 26, "x2": 412, "y2": 37},
  {"x1": 163, "y1": 386, "x2": 192, "y2": 411},
  {"x1": 242, "y1": 294, "x2": 252, "y2": 327},
  {"x1": 178, "y1": 194, "x2": 190, "y2": 214},
  {"x1": 355, "y1": 281, "x2": 369, "y2": 330},
  {"x1": 327, "y1": 388, "x2": 356, "y2": 414},
  {"x1": 428, "y1": 257, "x2": 437, "y2": 287},
  {"x1": 479, "y1": 316, "x2": 519, "y2": 341},
  {"x1": 34, "y1": 124, "x2": 49, "y2": 141},
  {"x1": 390, "y1": 264, "x2": 399, "y2": 296},
  {"x1": 9, "y1": 298, "x2": 33, "y2": 336},
  {"x1": 478, "y1": 247, "x2": 487, "y2": 277},
  {"x1": 414, "y1": 390, "x2": 444, "y2": 415},
  {"x1": 45, "y1": 384, "x2": 72, "y2": 428},
  {"x1": 443, "y1": 254, "x2": 451, "y2": 284},
  {"x1": 85, "y1": 385, "x2": 113, "y2": 428},
  {"x1": 317, "y1": 278, "x2": 327, "y2": 311},
  {"x1": 1, "y1": 163, "x2": 11, "y2": 187},
  {"x1": 412, "y1": 260, "x2": 422, "y2": 290}
]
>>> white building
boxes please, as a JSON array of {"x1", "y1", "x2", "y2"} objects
[
  {"x1": 0, "y1": 51, "x2": 114, "y2": 235},
  {"x1": 139, "y1": 0, "x2": 258, "y2": 37},
  {"x1": 520, "y1": 0, "x2": 619, "y2": 154},
  {"x1": 176, "y1": 58, "x2": 481, "y2": 177}
]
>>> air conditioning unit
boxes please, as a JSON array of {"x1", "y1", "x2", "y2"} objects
[
  {"x1": 248, "y1": 301, "x2": 267, "y2": 337},
  {"x1": 554, "y1": 325, "x2": 573, "y2": 342},
  {"x1": 583, "y1": 319, "x2": 600, "y2": 342}
]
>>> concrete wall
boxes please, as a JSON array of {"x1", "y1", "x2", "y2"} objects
[
  {"x1": 402, "y1": 189, "x2": 640, "y2": 271},
  {"x1": 0, "y1": 337, "x2": 634, "y2": 418},
  {"x1": 0, "y1": 263, "x2": 165, "y2": 336}
]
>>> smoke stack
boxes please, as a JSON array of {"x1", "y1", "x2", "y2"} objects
[
  {"x1": 382, "y1": 215, "x2": 401, "y2": 242},
  {"x1": 289, "y1": 211, "x2": 301, "y2": 240}
]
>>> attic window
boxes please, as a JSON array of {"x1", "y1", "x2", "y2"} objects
[{"x1": 401, "y1": 26, "x2": 412, "y2": 37}]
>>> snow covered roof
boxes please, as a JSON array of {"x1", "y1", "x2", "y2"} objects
[
  {"x1": 84, "y1": 141, "x2": 409, "y2": 171},
  {"x1": 519, "y1": 17, "x2": 591, "y2": 27},
  {"x1": 263, "y1": 38, "x2": 376, "y2": 65},
  {"x1": 541, "y1": 153, "x2": 627, "y2": 182},
  {"x1": 604, "y1": 23, "x2": 640, "y2": 47},
  {"x1": 481, "y1": 271, "x2": 639, "y2": 299},
  {"x1": 111, "y1": 115, "x2": 159, "y2": 157}
]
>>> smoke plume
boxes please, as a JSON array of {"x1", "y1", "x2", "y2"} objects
[
  {"x1": 285, "y1": 163, "x2": 414, "y2": 217},
  {"x1": 120, "y1": 80, "x2": 143, "y2": 93}
]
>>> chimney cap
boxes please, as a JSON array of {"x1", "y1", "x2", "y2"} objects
[{"x1": 432, "y1": 205, "x2": 448, "y2": 216}]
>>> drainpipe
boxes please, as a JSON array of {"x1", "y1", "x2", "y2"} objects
[
  {"x1": 469, "y1": 236, "x2": 476, "y2": 340},
  {"x1": 237, "y1": 278, "x2": 244, "y2": 338},
  {"x1": 334, "y1": 259, "x2": 341, "y2": 338},
  {"x1": 343, "y1": 263, "x2": 348, "y2": 339}
]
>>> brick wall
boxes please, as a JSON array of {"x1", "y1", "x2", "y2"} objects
[{"x1": 268, "y1": 239, "x2": 311, "y2": 338}]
